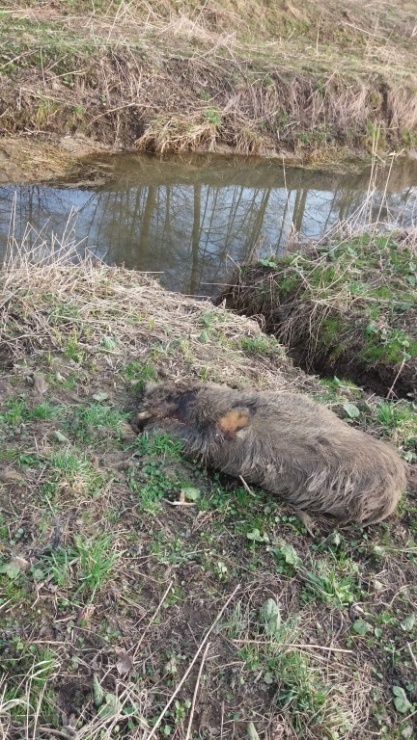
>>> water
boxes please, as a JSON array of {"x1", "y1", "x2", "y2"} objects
[{"x1": 1, "y1": 153, "x2": 417, "y2": 296}]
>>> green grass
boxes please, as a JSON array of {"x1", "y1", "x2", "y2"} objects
[
  {"x1": 39, "y1": 534, "x2": 118, "y2": 600},
  {"x1": 225, "y1": 605, "x2": 357, "y2": 737},
  {"x1": 123, "y1": 360, "x2": 157, "y2": 392},
  {"x1": 240, "y1": 334, "x2": 284, "y2": 358},
  {"x1": 47, "y1": 448, "x2": 106, "y2": 498},
  {"x1": 0, "y1": 651, "x2": 60, "y2": 730},
  {"x1": 68, "y1": 402, "x2": 129, "y2": 444},
  {"x1": 301, "y1": 557, "x2": 360, "y2": 607},
  {"x1": 133, "y1": 431, "x2": 183, "y2": 459}
]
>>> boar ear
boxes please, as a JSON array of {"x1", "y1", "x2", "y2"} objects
[{"x1": 216, "y1": 407, "x2": 251, "y2": 439}]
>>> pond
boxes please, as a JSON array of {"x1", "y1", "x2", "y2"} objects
[{"x1": 1, "y1": 153, "x2": 417, "y2": 296}]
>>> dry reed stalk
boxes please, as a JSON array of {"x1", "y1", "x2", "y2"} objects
[{"x1": 145, "y1": 583, "x2": 240, "y2": 740}]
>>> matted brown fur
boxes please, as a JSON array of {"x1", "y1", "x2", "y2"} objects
[{"x1": 137, "y1": 381, "x2": 407, "y2": 526}]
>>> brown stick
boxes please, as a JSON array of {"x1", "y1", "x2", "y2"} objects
[
  {"x1": 386, "y1": 357, "x2": 406, "y2": 399},
  {"x1": 407, "y1": 642, "x2": 417, "y2": 671},
  {"x1": 239, "y1": 475, "x2": 256, "y2": 497},
  {"x1": 185, "y1": 641, "x2": 211, "y2": 740},
  {"x1": 145, "y1": 584, "x2": 240, "y2": 740},
  {"x1": 163, "y1": 499, "x2": 196, "y2": 506},
  {"x1": 133, "y1": 580, "x2": 173, "y2": 661}
]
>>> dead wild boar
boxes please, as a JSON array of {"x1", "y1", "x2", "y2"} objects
[{"x1": 137, "y1": 381, "x2": 407, "y2": 526}]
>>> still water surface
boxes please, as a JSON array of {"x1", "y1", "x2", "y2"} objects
[{"x1": 1, "y1": 153, "x2": 417, "y2": 296}]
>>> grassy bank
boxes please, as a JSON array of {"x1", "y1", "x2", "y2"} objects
[
  {"x1": 1, "y1": 250, "x2": 417, "y2": 738},
  {"x1": 0, "y1": 0, "x2": 416, "y2": 166},
  {"x1": 220, "y1": 226, "x2": 417, "y2": 403}
]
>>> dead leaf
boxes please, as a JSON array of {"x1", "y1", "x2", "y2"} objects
[
  {"x1": 54, "y1": 430, "x2": 69, "y2": 444},
  {"x1": 33, "y1": 372, "x2": 48, "y2": 394},
  {"x1": 115, "y1": 648, "x2": 133, "y2": 676},
  {"x1": 11, "y1": 555, "x2": 30, "y2": 572},
  {"x1": 247, "y1": 722, "x2": 261, "y2": 740},
  {"x1": 92, "y1": 391, "x2": 109, "y2": 402},
  {"x1": 76, "y1": 605, "x2": 96, "y2": 624},
  {"x1": 1, "y1": 467, "x2": 24, "y2": 483},
  {"x1": 119, "y1": 422, "x2": 136, "y2": 441}
]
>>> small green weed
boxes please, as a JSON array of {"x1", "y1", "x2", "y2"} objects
[
  {"x1": 48, "y1": 449, "x2": 105, "y2": 497},
  {"x1": 268, "y1": 539, "x2": 302, "y2": 576},
  {"x1": 376, "y1": 400, "x2": 417, "y2": 461},
  {"x1": 302, "y1": 557, "x2": 359, "y2": 607},
  {"x1": 18, "y1": 452, "x2": 44, "y2": 468},
  {"x1": 68, "y1": 402, "x2": 129, "y2": 443},
  {"x1": 129, "y1": 459, "x2": 183, "y2": 513},
  {"x1": 64, "y1": 330, "x2": 85, "y2": 364},
  {"x1": 123, "y1": 361, "x2": 156, "y2": 391},
  {"x1": 0, "y1": 397, "x2": 61, "y2": 428},
  {"x1": 134, "y1": 431, "x2": 183, "y2": 459},
  {"x1": 49, "y1": 301, "x2": 81, "y2": 325},
  {"x1": 240, "y1": 335, "x2": 284, "y2": 357},
  {"x1": 235, "y1": 612, "x2": 354, "y2": 737},
  {"x1": 203, "y1": 107, "x2": 221, "y2": 126},
  {"x1": 28, "y1": 402, "x2": 60, "y2": 421},
  {"x1": 40, "y1": 534, "x2": 117, "y2": 600},
  {"x1": 149, "y1": 532, "x2": 196, "y2": 568},
  {"x1": 1, "y1": 396, "x2": 28, "y2": 425}
]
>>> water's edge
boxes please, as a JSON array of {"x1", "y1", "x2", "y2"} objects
[{"x1": 1, "y1": 152, "x2": 416, "y2": 296}]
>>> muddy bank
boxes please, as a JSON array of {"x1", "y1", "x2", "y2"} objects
[
  {"x1": 0, "y1": 136, "x2": 113, "y2": 184},
  {"x1": 219, "y1": 231, "x2": 417, "y2": 401},
  {"x1": 0, "y1": 1, "x2": 416, "y2": 164}
]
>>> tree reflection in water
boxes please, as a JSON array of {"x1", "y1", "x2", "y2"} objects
[{"x1": 1, "y1": 154, "x2": 416, "y2": 296}]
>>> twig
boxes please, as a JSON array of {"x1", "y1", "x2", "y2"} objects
[
  {"x1": 145, "y1": 584, "x2": 240, "y2": 740},
  {"x1": 386, "y1": 357, "x2": 406, "y2": 399},
  {"x1": 133, "y1": 580, "x2": 173, "y2": 661},
  {"x1": 88, "y1": 101, "x2": 155, "y2": 126},
  {"x1": 30, "y1": 641, "x2": 70, "y2": 646},
  {"x1": 239, "y1": 475, "x2": 256, "y2": 497},
  {"x1": 32, "y1": 681, "x2": 47, "y2": 740},
  {"x1": 185, "y1": 641, "x2": 211, "y2": 740},
  {"x1": 37, "y1": 729, "x2": 75, "y2": 739},
  {"x1": 407, "y1": 642, "x2": 417, "y2": 671},
  {"x1": 231, "y1": 639, "x2": 353, "y2": 653},
  {"x1": 163, "y1": 498, "x2": 196, "y2": 506}
]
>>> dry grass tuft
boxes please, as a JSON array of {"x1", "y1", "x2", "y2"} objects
[
  {"x1": 136, "y1": 112, "x2": 219, "y2": 154},
  {"x1": 0, "y1": 241, "x2": 313, "y2": 394}
]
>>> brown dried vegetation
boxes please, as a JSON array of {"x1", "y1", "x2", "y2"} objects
[{"x1": 0, "y1": 0, "x2": 416, "y2": 159}]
